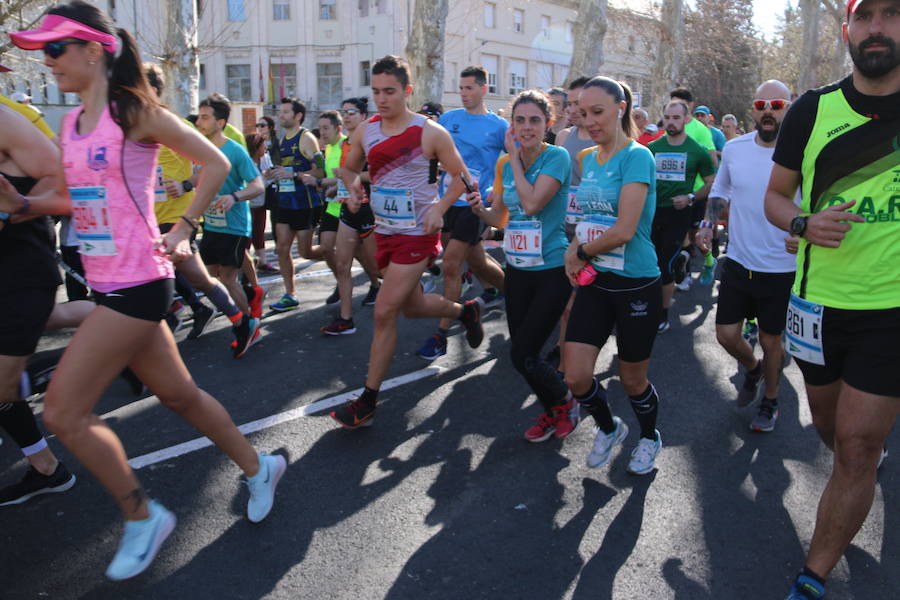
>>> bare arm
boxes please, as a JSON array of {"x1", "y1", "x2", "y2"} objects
[{"x1": 0, "y1": 107, "x2": 69, "y2": 221}]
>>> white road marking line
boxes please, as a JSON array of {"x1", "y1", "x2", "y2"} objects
[
  {"x1": 128, "y1": 365, "x2": 446, "y2": 470},
  {"x1": 257, "y1": 266, "x2": 361, "y2": 287}
]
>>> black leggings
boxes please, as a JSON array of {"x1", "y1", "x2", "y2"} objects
[{"x1": 504, "y1": 265, "x2": 572, "y2": 413}]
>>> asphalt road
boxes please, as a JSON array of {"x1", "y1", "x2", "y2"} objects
[{"x1": 1, "y1": 254, "x2": 897, "y2": 600}]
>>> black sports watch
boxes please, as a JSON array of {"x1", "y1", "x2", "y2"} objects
[
  {"x1": 789, "y1": 214, "x2": 809, "y2": 237},
  {"x1": 576, "y1": 243, "x2": 591, "y2": 262},
  {"x1": 181, "y1": 180, "x2": 194, "y2": 193}
]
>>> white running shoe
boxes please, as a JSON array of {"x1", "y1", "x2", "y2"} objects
[
  {"x1": 105, "y1": 500, "x2": 176, "y2": 581},
  {"x1": 627, "y1": 431, "x2": 662, "y2": 475},
  {"x1": 247, "y1": 453, "x2": 287, "y2": 523},
  {"x1": 587, "y1": 416, "x2": 629, "y2": 469}
]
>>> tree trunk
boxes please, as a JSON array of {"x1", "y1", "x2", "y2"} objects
[
  {"x1": 797, "y1": 0, "x2": 821, "y2": 93},
  {"x1": 651, "y1": 0, "x2": 684, "y2": 110},
  {"x1": 405, "y1": 0, "x2": 449, "y2": 111},
  {"x1": 566, "y1": 0, "x2": 608, "y2": 85},
  {"x1": 163, "y1": 0, "x2": 199, "y2": 117}
]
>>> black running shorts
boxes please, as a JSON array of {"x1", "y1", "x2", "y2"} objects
[
  {"x1": 340, "y1": 203, "x2": 376, "y2": 238},
  {"x1": 651, "y1": 206, "x2": 693, "y2": 285},
  {"x1": 442, "y1": 205, "x2": 485, "y2": 246},
  {"x1": 94, "y1": 278, "x2": 174, "y2": 323},
  {"x1": 794, "y1": 306, "x2": 900, "y2": 397},
  {"x1": 0, "y1": 286, "x2": 56, "y2": 356},
  {"x1": 275, "y1": 206, "x2": 322, "y2": 231},
  {"x1": 715, "y1": 258, "x2": 794, "y2": 335},
  {"x1": 566, "y1": 273, "x2": 662, "y2": 363},
  {"x1": 199, "y1": 230, "x2": 250, "y2": 268}
]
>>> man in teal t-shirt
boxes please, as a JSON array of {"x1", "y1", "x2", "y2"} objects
[
  {"x1": 648, "y1": 101, "x2": 715, "y2": 331},
  {"x1": 195, "y1": 95, "x2": 264, "y2": 321}
]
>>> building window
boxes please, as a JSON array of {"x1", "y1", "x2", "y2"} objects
[
  {"x1": 566, "y1": 22, "x2": 573, "y2": 43},
  {"x1": 535, "y1": 62, "x2": 553, "y2": 90},
  {"x1": 199, "y1": 64, "x2": 207, "y2": 90},
  {"x1": 270, "y1": 63, "x2": 297, "y2": 101},
  {"x1": 513, "y1": 9, "x2": 524, "y2": 33},
  {"x1": 376, "y1": 0, "x2": 387, "y2": 14},
  {"x1": 317, "y1": 62, "x2": 343, "y2": 108},
  {"x1": 358, "y1": 0, "x2": 368, "y2": 17},
  {"x1": 508, "y1": 59, "x2": 526, "y2": 95},
  {"x1": 227, "y1": 0, "x2": 245, "y2": 21},
  {"x1": 319, "y1": 0, "x2": 336, "y2": 20},
  {"x1": 541, "y1": 15, "x2": 550, "y2": 38},
  {"x1": 482, "y1": 54, "x2": 498, "y2": 94},
  {"x1": 360, "y1": 61, "x2": 371, "y2": 86},
  {"x1": 484, "y1": 2, "x2": 495, "y2": 28},
  {"x1": 446, "y1": 62, "x2": 457, "y2": 91},
  {"x1": 273, "y1": 0, "x2": 290, "y2": 20},
  {"x1": 226, "y1": 64, "x2": 252, "y2": 101}
]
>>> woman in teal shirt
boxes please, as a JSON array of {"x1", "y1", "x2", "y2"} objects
[
  {"x1": 468, "y1": 90, "x2": 578, "y2": 443},
  {"x1": 563, "y1": 77, "x2": 664, "y2": 476}
]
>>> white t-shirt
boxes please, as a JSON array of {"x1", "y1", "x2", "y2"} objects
[{"x1": 710, "y1": 132, "x2": 798, "y2": 273}]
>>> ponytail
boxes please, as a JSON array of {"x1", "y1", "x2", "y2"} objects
[{"x1": 107, "y1": 28, "x2": 160, "y2": 132}]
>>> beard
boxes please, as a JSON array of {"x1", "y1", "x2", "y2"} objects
[
  {"x1": 849, "y1": 35, "x2": 900, "y2": 79},
  {"x1": 666, "y1": 125, "x2": 683, "y2": 136},
  {"x1": 755, "y1": 116, "x2": 780, "y2": 143}
]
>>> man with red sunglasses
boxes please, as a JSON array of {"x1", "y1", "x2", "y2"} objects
[
  {"x1": 698, "y1": 80, "x2": 795, "y2": 433},
  {"x1": 765, "y1": 1, "x2": 899, "y2": 598}
]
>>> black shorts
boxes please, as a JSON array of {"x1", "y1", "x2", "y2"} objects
[
  {"x1": 340, "y1": 203, "x2": 376, "y2": 238},
  {"x1": 442, "y1": 205, "x2": 484, "y2": 246},
  {"x1": 0, "y1": 286, "x2": 56, "y2": 356},
  {"x1": 715, "y1": 258, "x2": 793, "y2": 335},
  {"x1": 794, "y1": 306, "x2": 900, "y2": 397},
  {"x1": 94, "y1": 278, "x2": 174, "y2": 322},
  {"x1": 319, "y1": 210, "x2": 340, "y2": 234},
  {"x1": 566, "y1": 272, "x2": 662, "y2": 363},
  {"x1": 275, "y1": 206, "x2": 322, "y2": 231},
  {"x1": 158, "y1": 222, "x2": 199, "y2": 253},
  {"x1": 690, "y1": 197, "x2": 708, "y2": 228},
  {"x1": 199, "y1": 229, "x2": 250, "y2": 267},
  {"x1": 651, "y1": 205, "x2": 693, "y2": 284}
]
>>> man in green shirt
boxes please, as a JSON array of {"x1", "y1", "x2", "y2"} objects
[
  {"x1": 670, "y1": 87, "x2": 720, "y2": 289},
  {"x1": 649, "y1": 101, "x2": 715, "y2": 332}
]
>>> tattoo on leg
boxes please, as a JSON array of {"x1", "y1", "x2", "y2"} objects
[{"x1": 121, "y1": 487, "x2": 147, "y2": 513}]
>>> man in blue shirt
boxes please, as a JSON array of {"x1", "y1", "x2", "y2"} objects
[
  {"x1": 415, "y1": 65, "x2": 508, "y2": 361},
  {"x1": 196, "y1": 94, "x2": 264, "y2": 357}
]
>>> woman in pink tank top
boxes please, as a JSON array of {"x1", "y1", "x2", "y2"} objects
[{"x1": 11, "y1": 2, "x2": 286, "y2": 581}]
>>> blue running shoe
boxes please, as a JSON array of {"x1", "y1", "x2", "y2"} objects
[
  {"x1": 477, "y1": 288, "x2": 505, "y2": 309},
  {"x1": 785, "y1": 573, "x2": 825, "y2": 599},
  {"x1": 699, "y1": 256, "x2": 717, "y2": 286},
  {"x1": 416, "y1": 334, "x2": 447, "y2": 361},
  {"x1": 105, "y1": 500, "x2": 176, "y2": 581},
  {"x1": 247, "y1": 453, "x2": 287, "y2": 523},
  {"x1": 270, "y1": 293, "x2": 300, "y2": 312}
]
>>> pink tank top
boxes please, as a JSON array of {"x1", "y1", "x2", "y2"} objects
[
  {"x1": 363, "y1": 113, "x2": 437, "y2": 236},
  {"x1": 61, "y1": 104, "x2": 173, "y2": 287}
]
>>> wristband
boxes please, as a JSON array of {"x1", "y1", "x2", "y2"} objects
[
  {"x1": 576, "y1": 243, "x2": 591, "y2": 262},
  {"x1": 231, "y1": 193, "x2": 239, "y2": 203},
  {"x1": 14, "y1": 194, "x2": 30, "y2": 215},
  {"x1": 180, "y1": 215, "x2": 199, "y2": 231},
  {"x1": 699, "y1": 220, "x2": 714, "y2": 230}
]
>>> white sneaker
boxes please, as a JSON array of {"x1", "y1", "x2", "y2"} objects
[
  {"x1": 627, "y1": 431, "x2": 662, "y2": 475},
  {"x1": 105, "y1": 500, "x2": 176, "y2": 581},
  {"x1": 676, "y1": 277, "x2": 692, "y2": 292},
  {"x1": 587, "y1": 416, "x2": 629, "y2": 469},
  {"x1": 878, "y1": 446, "x2": 888, "y2": 470},
  {"x1": 247, "y1": 453, "x2": 287, "y2": 523}
]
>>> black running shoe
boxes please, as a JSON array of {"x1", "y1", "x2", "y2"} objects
[
  {"x1": 0, "y1": 463, "x2": 76, "y2": 506},
  {"x1": 330, "y1": 396, "x2": 376, "y2": 429},
  {"x1": 232, "y1": 315, "x2": 251, "y2": 358},
  {"x1": 672, "y1": 250, "x2": 690, "y2": 285},
  {"x1": 459, "y1": 300, "x2": 484, "y2": 349},
  {"x1": 187, "y1": 304, "x2": 215, "y2": 340},
  {"x1": 325, "y1": 286, "x2": 340, "y2": 305},
  {"x1": 361, "y1": 285, "x2": 379, "y2": 307}
]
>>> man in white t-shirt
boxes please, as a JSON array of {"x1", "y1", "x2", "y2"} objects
[{"x1": 697, "y1": 79, "x2": 796, "y2": 432}]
